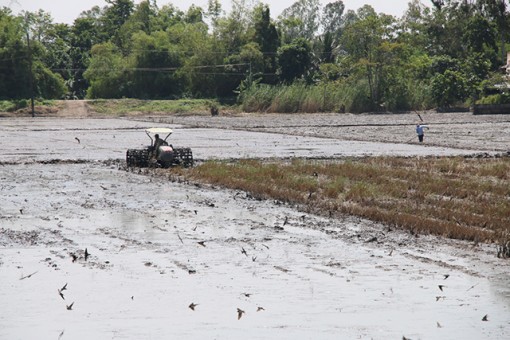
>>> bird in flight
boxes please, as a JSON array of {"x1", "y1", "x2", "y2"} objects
[
  {"x1": 189, "y1": 303, "x2": 198, "y2": 311},
  {"x1": 75, "y1": 137, "x2": 80, "y2": 144},
  {"x1": 241, "y1": 247, "x2": 248, "y2": 256},
  {"x1": 60, "y1": 283, "x2": 68, "y2": 291},
  {"x1": 438, "y1": 285, "x2": 445, "y2": 292},
  {"x1": 84, "y1": 248, "x2": 90, "y2": 261},
  {"x1": 237, "y1": 308, "x2": 245, "y2": 320},
  {"x1": 482, "y1": 314, "x2": 488, "y2": 321},
  {"x1": 197, "y1": 241, "x2": 206, "y2": 247},
  {"x1": 257, "y1": 307, "x2": 265, "y2": 312},
  {"x1": 66, "y1": 302, "x2": 74, "y2": 310},
  {"x1": 58, "y1": 289, "x2": 65, "y2": 300},
  {"x1": 19, "y1": 271, "x2": 38, "y2": 280}
]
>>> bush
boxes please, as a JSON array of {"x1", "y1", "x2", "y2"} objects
[{"x1": 476, "y1": 93, "x2": 510, "y2": 105}]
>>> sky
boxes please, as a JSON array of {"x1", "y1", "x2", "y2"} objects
[{"x1": 3, "y1": 0, "x2": 429, "y2": 24}]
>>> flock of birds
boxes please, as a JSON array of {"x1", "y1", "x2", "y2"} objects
[
  {"x1": 402, "y1": 274, "x2": 489, "y2": 340},
  {"x1": 14, "y1": 178, "x2": 494, "y2": 337},
  {"x1": 29, "y1": 243, "x2": 265, "y2": 321},
  {"x1": 187, "y1": 241, "x2": 265, "y2": 320},
  {"x1": 23, "y1": 234, "x2": 489, "y2": 338}
]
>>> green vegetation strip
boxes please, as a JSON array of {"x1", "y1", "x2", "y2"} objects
[
  {"x1": 0, "y1": 99, "x2": 58, "y2": 112},
  {"x1": 88, "y1": 99, "x2": 220, "y2": 115},
  {"x1": 178, "y1": 157, "x2": 510, "y2": 245}
]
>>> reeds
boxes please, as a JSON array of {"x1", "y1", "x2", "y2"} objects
[{"x1": 178, "y1": 157, "x2": 510, "y2": 245}]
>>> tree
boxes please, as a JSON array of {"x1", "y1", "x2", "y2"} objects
[
  {"x1": 128, "y1": 31, "x2": 185, "y2": 98},
  {"x1": 320, "y1": 1, "x2": 345, "y2": 64},
  {"x1": 476, "y1": 0, "x2": 508, "y2": 63},
  {"x1": 103, "y1": 0, "x2": 134, "y2": 47},
  {"x1": 278, "y1": 0, "x2": 321, "y2": 43},
  {"x1": 252, "y1": 4, "x2": 279, "y2": 83},
  {"x1": 0, "y1": 8, "x2": 30, "y2": 99},
  {"x1": 431, "y1": 69, "x2": 469, "y2": 107},
  {"x1": 222, "y1": 42, "x2": 264, "y2": 96},
  {"x1": 69, "y1": 14, "x2": 104, "y2": 98},
  {"x1": 277, "y1": 38, "x2": 312, "y2": 83},
  {"x1": 150, "y1": 4, "x2": 184, "y2": 32},
  {"x1": 207, "y1": 0, "x2": 222, "y2": 28},
  {"x1": 322, "y1": 1, "x2": 345, "y2": 37},
  {"x1": 341, "y1": 6, "x2": 398, "y2": 107},
  {"x1": 43, "y1": 23, "x2": 74, "y2": 96},
  {"x1": 185, "y1": 5, "x2": 204, "y2": 24},
  {"x1": 321, "y1": 31, "x2": 335, "y2": 63},
  {"x1": 84, "y1": 42, "x2": 128, "y2": 98},
  {"x1": 0, "y1": 8, "x2": 65, "y2": 100},
  {"x1": 464, "y1": 14, "x2": 497, "y2": 56}
]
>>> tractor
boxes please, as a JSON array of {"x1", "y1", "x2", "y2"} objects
[{"x1": 126, "y1": 128, "x2": 193, "y2": 168}]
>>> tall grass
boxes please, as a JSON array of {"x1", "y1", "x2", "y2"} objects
[
  {"x1": 240, "y1": 83, "x2": 349, "y2": 113},
  {"x1": 88, "y1": 98, "x2": 220, "y2": 115},
  {"x1": 175, "y1": 157, "x2": 510, "y2": 246},
  {"x1": 239, "y1": 78, "x2": 434, "y2": 113}
]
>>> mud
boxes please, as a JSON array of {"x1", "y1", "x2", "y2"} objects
[{"x1": 1, "y1": 111, "x2": 509, "y2": 339}]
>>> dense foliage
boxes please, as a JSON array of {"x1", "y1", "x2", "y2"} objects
[{"x1": 1, "y1": 0, "x2": 509, "y2": 112}]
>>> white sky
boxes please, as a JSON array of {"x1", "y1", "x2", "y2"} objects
[{"x1": 3, "y1": 0, "x2": 428, "y2": 24}]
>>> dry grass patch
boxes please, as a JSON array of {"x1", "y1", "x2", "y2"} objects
[{"x1": 176, "y1": 157, "x2": 510, "y2": 250}]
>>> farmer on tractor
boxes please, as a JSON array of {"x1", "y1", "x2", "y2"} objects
[
  {"x1": 126, "y1": 127, "x2": 193, "y2": 168},
  {"x1": 152, "y1": 133, "x2": 167, "y2": 158}
]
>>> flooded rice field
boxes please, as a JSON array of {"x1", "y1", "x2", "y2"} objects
[{"x1": 1, "y1": 112, "x2": 509, "y2": 339}]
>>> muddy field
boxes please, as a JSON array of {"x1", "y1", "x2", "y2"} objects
[{"x1": 1, "y1": 109, "x2": 509, "y2": 339}]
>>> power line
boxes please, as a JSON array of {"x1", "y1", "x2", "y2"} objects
[{"x1": 49, "y1": 62, "x2": 251, "y2": 72}]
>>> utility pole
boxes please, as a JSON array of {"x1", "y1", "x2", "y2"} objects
[
  {"x1": 248, "y1": 61, "x2": 253, "y2": 88},
  {"x1": 25, "y1": 14, "x2": 35, "y2": 117}
]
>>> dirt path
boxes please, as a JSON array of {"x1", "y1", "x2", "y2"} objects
[{"x1": 57, "y1": 100, "x2": 90, "y2": 117}]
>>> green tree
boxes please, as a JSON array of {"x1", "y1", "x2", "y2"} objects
[
  {"x1": 33, "y1": 60, "x2": 66, "y2": 98},
  {"x1": 69, "y1": 15, "x2": 103, "y2": 98},
  {"x1": 150, "y1": 4, "x2": 184, "y2": 32},
  {"x1": 129, "y1": 31, "x2": 185, "y2": 98},
  {"x1": 322, "y1": 0, "x2": 345, "y2": 37},
  {"x1": 321, "y1": 31, "x2": 335, "y2": 63},
  {"x1": 252, "y1": 4, "x2": 279, "y2": 83},
  {"x1": 84, "y1": 42, "x2": 128, "y2": 98},
  {"x1": 477, "y1": 0, "x2": 509, "y2": 62},
  {"x1": 279, "y1": 0, "x2": 320, "y2": 42},
  {"x1": 103, "y1": 0, "x2": 135, "y2": 47},
  {"x1": 0, "y1": 8, "x2": 30, "y2": 99},
  {"x1": 207, "y1": 0, "x2": 222, "y2": 28},
  {"x1": 431, "y1": 69, "x2": 469, "y2": 107},
  {"x1": 0, "y1": 8, "x2": 65, "y2": 100},
  {"x1": 43, "y1": 23, "x2": 74, "y2": 96},
  {"x1": 185, "y1": 5, "x2": 204, "y2": 24},
  {"x1": 277, "y1": 38, "x2": 312, "y2": 83},
  {"x1": 341, "y1": 6, "x2": 398, "y2": 108}
]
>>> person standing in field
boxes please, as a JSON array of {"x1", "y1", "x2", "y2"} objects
[{"x1": 416, "y1": 124, "x2": 429, "y2": 142}]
